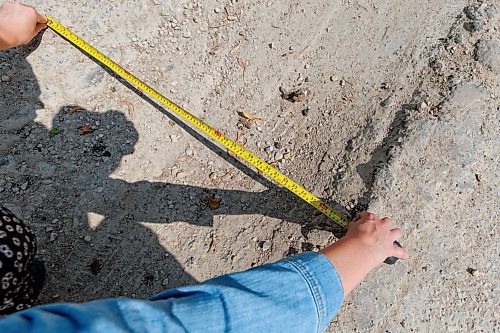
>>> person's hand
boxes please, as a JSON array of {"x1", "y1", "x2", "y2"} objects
[
  {"x1": 345, "y1": 211, "x2": 409, "y2": 265},
  {"x1": 0, "y1": 1, "x2": 47, "y2": 50},
  {"x1": 320, "y1": 211, "x2": 409, "y2": 296}
]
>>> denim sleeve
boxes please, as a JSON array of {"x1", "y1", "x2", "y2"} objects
[{"x1": 0, "y1": 252, "x2": 344, "y2": 333}]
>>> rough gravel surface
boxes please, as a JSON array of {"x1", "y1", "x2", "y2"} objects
[{"x1": 1, "y1": 1, "x2": 498, "y2": 332}]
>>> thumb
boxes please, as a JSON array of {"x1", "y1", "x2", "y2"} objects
[{"x1": 34, "y1": 22, "x2": 47, "y2": 34}]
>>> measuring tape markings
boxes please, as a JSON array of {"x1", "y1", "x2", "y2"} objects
[{"x1": 45, "y1": 16, "x2": 350, "y2": 229}]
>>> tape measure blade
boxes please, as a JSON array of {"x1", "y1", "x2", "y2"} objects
[{"x1": 45, "y1": 15, "x2": 350, "y2": 230}]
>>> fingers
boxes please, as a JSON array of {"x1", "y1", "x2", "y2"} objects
[
  {"x1": 36, "y1": 12, "x2": 47, "y2": 24},
  {"x1": 392, "y1": 243, "x2": 409, "y2": 260},
  {"x1": 34, "y1": 22, "x2": 46, "y2": 34},
  {"x1": 389, "y1": 228, "x2": 409, "y2": 259},
  {"x1": 390, "y1": 227, "x2": 402, "y2": 240},
  {"x1": 355, "y1": 211, "x2": 378, "y2": 222}
]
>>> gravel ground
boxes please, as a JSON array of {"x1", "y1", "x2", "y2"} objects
[{"x1": 1, "y1": 0, "x2": 498, "y2": 332}]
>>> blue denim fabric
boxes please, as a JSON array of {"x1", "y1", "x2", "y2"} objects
[{"x1": 0, "y1": 252, "x2": 344, "y2": 333}]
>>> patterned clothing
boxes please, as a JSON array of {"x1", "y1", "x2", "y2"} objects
[{"x1": 0, "y1": 206, "x2": 37, "y2": 316}]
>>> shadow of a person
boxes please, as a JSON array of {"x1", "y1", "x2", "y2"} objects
[
  {"x1": 2, "y1": 40, "x2": 336, "y2": 305},
  {"x1": 40, "y1": 106, "x2": 325, "y2": 302}
]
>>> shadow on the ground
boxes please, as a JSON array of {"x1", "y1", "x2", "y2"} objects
[{"x1": 1, "y1": 38, "x2": 346, "y2": 304}]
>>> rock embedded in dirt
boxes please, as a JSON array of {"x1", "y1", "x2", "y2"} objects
[
  {"x1": 464, "y1": 5, "x2": 482, "y2": 20},
  {"x1": 259, "y1": 241, "x2": 271, "y2": 251},
  {"x1": 453, "y1": 33, "x2": 464, "y2": 44},
  {"x1": 380, "y1": 95, "x2": 395, "y2": 108},
  {"x1": 264, "y1": 145, "x2": 274, "y2": 153},
  {"x1": 475, "y1": 39, "x2": 500, "y2": 74},
  {"x1": 484, "y1": 4, "x2": 497, "y2": 18},
  {"x1": 281, "y1": 88, "x2": 309, "y2": 103},
  {"x1": 1, "y1": 75, "x2": 10, "y2": 82},
  {"x1": 463, "y1": 21, "x2": 483, "y2": 33}
]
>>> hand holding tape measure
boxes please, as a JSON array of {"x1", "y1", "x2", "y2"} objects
[{"x1": 45, "y1": 16, "x2": 403, "y2": 265}]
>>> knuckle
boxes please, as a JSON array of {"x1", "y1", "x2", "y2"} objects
[{"x1": 382, "y1": 217, "x2": 391, "y2": 223}]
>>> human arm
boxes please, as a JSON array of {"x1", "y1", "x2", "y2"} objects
[
  {"x1": 0, "y1": 252, "x2": 343, "y2": 333},
  {"x1": 0, "y1": 211, "x2": 408, "y2": 333},
  {"x1": 0, "y1": 1, "x2": 46, "y2": 50}
]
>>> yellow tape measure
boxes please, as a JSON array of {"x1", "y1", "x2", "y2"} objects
[{"x1": 46, "y1": 16, "x2": 350, "y2": 229}]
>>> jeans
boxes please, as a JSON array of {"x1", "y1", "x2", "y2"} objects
[{"x1": 0, "y1": 252, "x2": 344, "y2": 333}]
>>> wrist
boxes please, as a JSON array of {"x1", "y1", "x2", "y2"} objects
[{"x1": 320, "y1": 237, "x2": 380, "y2": 296}]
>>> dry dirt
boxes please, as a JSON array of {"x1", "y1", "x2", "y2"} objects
[{"x1": 1, "y1": 0, "x2": 498, "y2": 332}]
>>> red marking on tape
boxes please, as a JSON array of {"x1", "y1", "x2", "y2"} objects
[
  {"x1": 319, "y1": 203, "x2": 328, "y2": 210},
  {"x1": 214, "y1": 130, "x2": 222, "y2": 138}
]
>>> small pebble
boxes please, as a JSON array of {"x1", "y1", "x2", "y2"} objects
[
  {"x1": 417, "y1": 101, "x2": 428, "y2": 111},
  {"x1": 50, "y1": 232, "x2": 58, "y2": 242},
  {"x1": 453, "y1": 33, "x2": 464, "y2": 44},
  {"x1": 84, "y1": 235, "x2": 92, "y2": 243},
  {"x1": 1, "y1": 75, "x2": 11, "y2": 82},
  {"x1": 283, "y1": 152, "x2": 292, "y2": 160},
  {"x1": 161, "y1": 277, "x2": 170, "y2": 286},
  {"x1": 302, "y1": 108, "x2": 310, "y2": 116},
  {"x1": 214, "y1": 7, "x2": 221, "y2": 13},
  {"x1": 169, "y1": 134, "x2": 178, "y2": 143},
  {"x1": 182, "y1": 31, "x2": 191, "y2": 38},
  {"x1": 186, "y1": 149, "x2": 194, "y2": 156}
]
